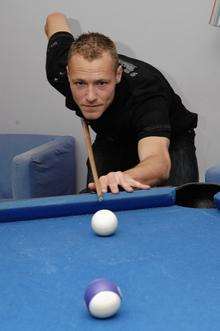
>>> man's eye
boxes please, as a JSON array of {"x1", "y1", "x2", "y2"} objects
[
  {"x1": 97, "y1": 81, "x2": 107, "y2": 86},
  {"x1": 75, "y1": 81, "x2": 85, "y2": 86}
]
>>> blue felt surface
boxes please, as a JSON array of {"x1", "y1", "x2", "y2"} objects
[{"x1": 0, "y1": 203, "x2": 220, "y2": 330}]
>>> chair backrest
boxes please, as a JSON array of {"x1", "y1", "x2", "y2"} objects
[
  {"x1": 205, "y1": 166, "x2": 220, "y2": 185},
  {"x1": 0, "y1": 134, "x2": 60, "y2": 199}
]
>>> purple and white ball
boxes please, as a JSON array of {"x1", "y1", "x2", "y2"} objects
[
  {"x1": 84, "y1": 278, "x2": 122, "y2": 318},
  {"x1": 91, "y1": 209, "x2": 118, "y2": 236}
]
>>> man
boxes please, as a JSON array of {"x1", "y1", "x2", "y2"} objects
[{"x1": 45, "y1": 12, "x2": 199, "y2": 194}]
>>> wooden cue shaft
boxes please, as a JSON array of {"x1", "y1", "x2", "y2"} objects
[{"x1": 81, "y1": 119, "x2": 103, "y2": 200}]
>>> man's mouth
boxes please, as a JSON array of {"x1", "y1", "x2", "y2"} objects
[{"x1": 82, "y1": 105, "x2": 102, "y2": 108}]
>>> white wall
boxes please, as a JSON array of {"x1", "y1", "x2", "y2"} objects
[{"x1": 1, "y1": 0, "x2": 219, "y2": 192}]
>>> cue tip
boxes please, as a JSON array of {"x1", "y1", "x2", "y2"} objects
[{"x1": 98, "y1": 195, "x2": 104, "y2": 202}]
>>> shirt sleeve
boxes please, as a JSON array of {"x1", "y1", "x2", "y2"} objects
[
  {"x1": 46, "y1": 31, "x2": 74, "y2": 99},
  {"x1": 131, "y1": 76, "x2": 172, "y2": 142}
]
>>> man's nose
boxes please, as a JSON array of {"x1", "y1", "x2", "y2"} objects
[{"x1": 86, "y1": 86, "x2": 97, "y2": 103}]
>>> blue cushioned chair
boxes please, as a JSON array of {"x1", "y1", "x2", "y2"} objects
[
  {"x1": 0, "y1": 134, "x2": 76, "y2": 200},
  {"x1": 205, "y1": 166, "x2": 220, "y2": 184}
]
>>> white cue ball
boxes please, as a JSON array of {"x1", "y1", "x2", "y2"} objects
[
  {"x1": 89, "y1": 291, "x2": 121, "y2": 318},
  {"x1": 91, "y1": 209, "x2": 118, "y2": 236}
]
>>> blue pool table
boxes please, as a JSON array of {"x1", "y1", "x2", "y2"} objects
[{"x1": 0, "y1": 187, "x2": 220, "y2": 331}]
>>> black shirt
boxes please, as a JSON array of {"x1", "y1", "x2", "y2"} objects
[{"x1": 46, "y1": 31, "x2": 197, "y2": 144}]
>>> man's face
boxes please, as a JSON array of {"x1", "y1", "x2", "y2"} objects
[{"x1": 67, "y1": 52, "x2": 122, "y2": 120}]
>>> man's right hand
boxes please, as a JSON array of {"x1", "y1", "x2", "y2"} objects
[{"x1": 45, "y1": 12, "x2": 71, "y2": 39}]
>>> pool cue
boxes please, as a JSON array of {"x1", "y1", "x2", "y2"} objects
[{"x1": 81, "y1": 119, "x2": 104, "y2": 201}]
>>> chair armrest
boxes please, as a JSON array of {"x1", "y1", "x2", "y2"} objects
[{"x1": 11, "y1": 136, "x2": 76, "y2": 199}]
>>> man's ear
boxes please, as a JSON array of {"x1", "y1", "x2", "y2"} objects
[{"x1": 116, "y1": 65, "x2": 123, "y2": 83}]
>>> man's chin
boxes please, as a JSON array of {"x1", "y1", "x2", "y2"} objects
[{"x1": 81, "y1": 110, "x2": 104, "y2": 120}]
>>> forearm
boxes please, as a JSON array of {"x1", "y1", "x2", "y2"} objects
[
  {"x1": 45, "y1": 12, "x2": 71, "y2": 39},
  {"x1": 124, "y1": 154, "x2": 171, "y2": 186}
]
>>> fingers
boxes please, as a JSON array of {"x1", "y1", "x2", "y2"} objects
[
  {"x1": 99, "y1": 176, "x2": 108, "y2": 193},
  {"x1": 116, "y1": 172, "x2": 134, "y2": 192},
  {"x1": 129, "y1": 180, "x2": 150, "y2": 190},
  {"x1": 88, "y1": 182, "x2": 96, "y2": 191},
  {"x1": 88, "y1": 179, "x2": 108, "y2": 193},
  {"x1": 116, "y1": 172, "x2": 150, "y2": 192},
  {"x1": 88, "y1": 172, "x2": 150, "y2": 194},
  {"x1": 104, "y1": 173, "x2": 119, "y2": 194}
]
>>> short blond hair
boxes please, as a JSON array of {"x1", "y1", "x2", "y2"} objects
[{"x1": 68, "y1": 32, "x2": 119, "y2": 70}]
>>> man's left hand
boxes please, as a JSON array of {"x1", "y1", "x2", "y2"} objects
[{"x1": 88, "y1": 171, "x2": 150, "y2": 194}]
